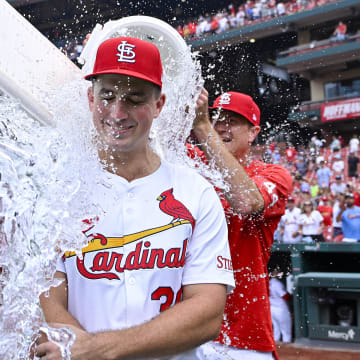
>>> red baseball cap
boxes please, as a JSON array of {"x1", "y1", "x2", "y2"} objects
[
  {"x1": 85, "y1": 37, "x2": 163, "y2": 88},
  {"x1": 210, "y1": 91, "x2": 260, "y2": 126}
]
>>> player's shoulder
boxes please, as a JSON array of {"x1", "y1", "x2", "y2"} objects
[
  {"x1": 294, "y1": 207, "x2": 301, "y2": 214},
  {"x1": 250, "y1": 160, "x2": 292, "y2": 182},
  {"x1": 265, "y1": 162, "x2": 291, "y2": 176},
  {"x1": 160, "y1": 161, "x2": 222, "y2": 218},
  {"x1": 250, "y1": 159, "x2": 288, "y2": 173},
  {"x1": 161, "y1": 160, "x2": 212, "y2": 189}
]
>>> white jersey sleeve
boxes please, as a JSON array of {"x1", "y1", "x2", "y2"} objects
[{"x1": 182, "y1": 185, "x2": 234, "y2": 293}]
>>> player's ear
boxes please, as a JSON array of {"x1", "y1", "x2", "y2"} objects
[
  {"x1": 248, "y1": 125, "x2": 261, "y2": 144},
  {"x1": 87, "y1": 86, "x2": 94, "y2": 112},
  {"x1": 153, "y1": 94, "x2": 166, "y2": 119}
]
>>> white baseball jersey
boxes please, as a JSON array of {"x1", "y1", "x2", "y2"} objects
[
  {"x1": 298, "y1": 210, "x2": 323, "y2": 235},
  {"x1": 280, "y1": 207, "x2": 301, "y2": 243},
  {"x1": 269, "y1": 278, "x2": 292, "y2": 343},
  {"x1": 57, "y1": 160, "x2": 235, "y2": 359}
]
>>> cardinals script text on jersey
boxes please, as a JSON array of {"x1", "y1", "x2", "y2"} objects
[{"x1": 64, "y1": 188, "x2": 195, "y2": 281}]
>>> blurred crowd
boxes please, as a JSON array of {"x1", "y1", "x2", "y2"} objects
[
  {"x1": 269, "y1": 134, "x2": 360, "y2": 244},
  {"x1": 56, "y1": 38, "x2": 85, "y2": 62},
  {"x1": 176, "y1": 0, "x2": 336, "y2": 40},
  {"x1": 54, "y1": 0, "x2": 337, "y2": 61}
]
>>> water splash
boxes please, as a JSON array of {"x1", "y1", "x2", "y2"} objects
[
  {"x1": 0, "y1": 38, "x2": 227, "y2": 359},
  {"x1": 0, "y1": 73, "x2": 120, "y2": 358}
]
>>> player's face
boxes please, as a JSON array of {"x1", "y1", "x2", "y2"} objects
[
  {"x1": 88, "y1": 74, "x2": 165, "y2": 153},
  {"x1": 213, "y1": 110, "x2": 260, "y2": 160}
]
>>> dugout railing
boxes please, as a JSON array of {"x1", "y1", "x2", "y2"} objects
[{"x1": 270, "y1": 243, "x2": 360, "y2": 344}]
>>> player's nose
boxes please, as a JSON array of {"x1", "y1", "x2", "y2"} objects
[{"x1": 111, "y1": 100, "x2": 128, "y2": 120}]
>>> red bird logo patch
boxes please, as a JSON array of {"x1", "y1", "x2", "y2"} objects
[{"x1": 157, "y1": 188, "x2": 195, "y2": 230}]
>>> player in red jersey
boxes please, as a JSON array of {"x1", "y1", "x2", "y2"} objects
[{"x1": 193, "y1": 89, "x2": 292, "y2": 360}]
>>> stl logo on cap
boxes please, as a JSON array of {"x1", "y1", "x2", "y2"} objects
[
  {"x1": 116, "y1": 41, "x2": 136, "y2": 63},
  {"x1": 85, "y1": 37, "x2": 163, "y2": 88},
  {"x1": 219, "y1": 93, "x2": 232, "y2": 105},
  {"x1": 210, "y1": 91, "x2": 261, "y2": 126}
]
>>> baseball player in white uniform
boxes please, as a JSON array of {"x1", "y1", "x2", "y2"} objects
[
  {"x1": 269, "y1": 274, "x2": 292, "y2": 343},
  {"x1": 36, "y1": 37, "x2": 234, "y2": 360}
]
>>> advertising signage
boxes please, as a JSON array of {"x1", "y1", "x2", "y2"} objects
[{"x1": 321, "y1": 97, "x2": 360, "y2": 122}]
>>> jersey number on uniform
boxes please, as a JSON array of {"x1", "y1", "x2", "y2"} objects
[
  {"x1": 264, "y1": 181, "x2": 278, "y2": 208},
  {"x1": 151, "y1": 287, "x2": 183, "y2": 312}
]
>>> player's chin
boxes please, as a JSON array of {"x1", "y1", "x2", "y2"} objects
[
  {"x1": 110, "y1": 137, "x2": 143, "y2": 152},
  {"x1": 108, "y1": 141, "x2": 133, "y2": 152}
]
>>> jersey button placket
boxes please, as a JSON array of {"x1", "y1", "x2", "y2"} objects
[
  {"x1": 123, "y1": 186, "x2": 136, "y2": 328},
  {"x1": 125, "y1": 190, "x2": 135, "y2": 215}
]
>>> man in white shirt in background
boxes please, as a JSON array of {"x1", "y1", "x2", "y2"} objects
[
  {"x1": 276, "y1": 1, "x2": 286, "y2": 16},
  {"x1": 349, "y1": 135, "x2": 359, "y2": 155},
  {"x1": 331, "y1": 175, "x2": 346, "y2": 196},
  {"x1": 332, "y1": 154, "x2": 344, "y2": 177},
  {"x1": 279, "y1": 197, "x2": 301, "y2": 243}
]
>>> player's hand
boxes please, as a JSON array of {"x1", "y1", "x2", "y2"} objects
[
  {"x1": 29, "y1": 329, "x2": 48, "y2": 359},
  {"x1": 35, "y1": 340, "x2": 62, "y2": 360},
  {"x1": 35, "y1": 323, "x2": 95, "y2": 360},
  {"x1": 194, "y1": 87, "x2": 211, "y2": 130}
]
